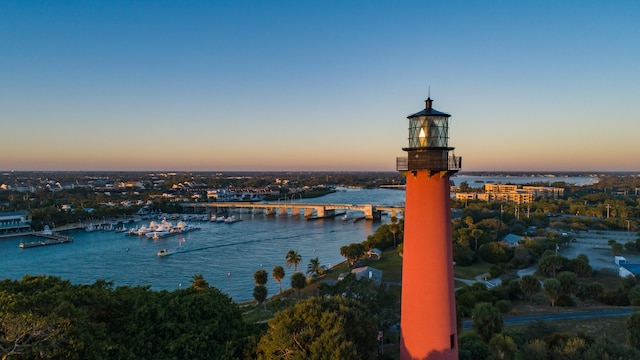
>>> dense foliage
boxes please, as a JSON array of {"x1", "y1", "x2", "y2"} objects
[
  {"x1": 0, "y1": 275, "x2": 258, "y2": 359},
  {"x1": 256, "y1": 296, "x2": 378, "y2": 359}
]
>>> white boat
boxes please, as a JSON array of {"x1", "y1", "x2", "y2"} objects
[
  {"x1": 342, "y1": 214, "x2": 349, "y2": 221},
  {"x1": 42, "y1": 225, "x2": 53, "y2": 235},
  {"x1": 224, "y1": 215, "x2": 241, "y2": 224},
  {"x1": 215, "y1": 216, "x2": 226, "y2": 223},
  {"x1": 157, "y1": 248, "x2": 173, "y2": 257},
  {"x1": 147, "y1": 231, "x2": 171, "y2": 239}
]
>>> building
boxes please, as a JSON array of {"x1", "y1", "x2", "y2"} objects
[
  {"x1": 397, "y1": 97, "x2": 460, "y2": 359},
  {"x1": 0, "y1": 211, "x2": 31, "y2": 235},
  {"x1": 455, "y1": 183, "x2": 563, "y2": 204},
  {"x1": 351, "y1": 266, "x2": 383, "y2": 286}
]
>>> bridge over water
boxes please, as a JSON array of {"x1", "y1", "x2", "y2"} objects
[{"x1": 181, "y1": 202, "x2": 404, "y2": 220}]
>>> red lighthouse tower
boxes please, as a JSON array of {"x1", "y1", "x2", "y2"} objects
[{"x1": 398, "y1": 97, "x2": 461, "y2": 359}]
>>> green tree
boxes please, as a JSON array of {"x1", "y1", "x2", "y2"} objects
[
  {"x1": 0, "y1": 312, "x2": 68, "y2": 360},
  {"x1": 190, "y1": 273, "x2": 209, "y2": 290},
  {"x1": 520, "y1": 275, "x2": 541, "y2": 303},
  {"x1": 569, "y1": 257, "x2": 593, "y2": 277},
  {"x1": 253, "y1": 285, "x2": 268, "y2": 309},
  {"x1": 584, "y1": 336, "x2": 639, "y2": 359},
  {"x1": 629, "y1": 285, "x2": 640, "y2": 306},
  {"x1": 389, "y1": 223, "x2": 399, "y2": 247},
  {"x1": 537, "y1": 255, "x2": 565, "y2": 278},
  {"x1": 556, "y1": 271, "x2": 578, "y2": 297},
  {"x1": 489, "y1": 333, "x2": 518, "y2": 360},
  {"x1": 340, "y1": 243, "x2": 365, "y2": 267},
  {"x1": 285, "y1": 250, "x2": 302, "y2": 272},
  {"x1": 306, "y1": 256, "x2": 322, "y2": 278},
  {"x1": 272, "y1": 265, "x2": 285, "y2": 294},
  {"x1": 454, "y1": 245, "x2": 474, "y2": 266},
  {"x1": 627, "y1": 310, "x2": 640, "y2": 348},
  {"x1": 611, "y1": 242, "x2": 624, "y2": 255},
  {"x1": 254, "y1": 269, "x2": 268, "y2": 286},
  {"x1": 0, "y1": 275, "x2": 255, "y2": 360},
  {"x1": 576, "y1": 282, "x2": 604, "y2": 301},
  {"x1": 471, "y1": 302, "x2": 503, "y2": 343},
  {"x1": 477, "y1": 242, "x2": 508, "y2": 264},
  {"x1": 458, "y1": 331, "x2": 491, "y2": 360},
  {"x1": 543, "y1": 278, "x2": 562, "y2": 307},
  {"x1": 520, "y1": 339, "x2": 548, "y2": 360},
  {"x1": 257, "y1": 296, "x2": 377, "y2": 359},
  {"x1": 318, "y1": 273, "x2": 400, "y2": 331},
  {"x1": 471, "y1": 229, "x2": 483, "y2": 251},
  {"x1": 290, "y1": 272, "x2": 306, "y2": 298}
]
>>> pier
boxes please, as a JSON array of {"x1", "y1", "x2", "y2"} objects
[
  {"x1": 181, "y1": 202, "x2": 404, "y2": 220},
  {"x1": 19, "y1": 232, "x2": 73, "y2": 248}
]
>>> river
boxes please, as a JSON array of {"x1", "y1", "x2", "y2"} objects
[{"x1": 2, "y1": 188, "x2": 404, "y2": 302}]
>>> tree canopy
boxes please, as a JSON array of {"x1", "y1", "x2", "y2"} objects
[
  {"x1": 256, "y1": 296, "x2": 378, "y2": 359},
  {"x1": 0, "y1": 275, "x2": 257, "y2": 360}
]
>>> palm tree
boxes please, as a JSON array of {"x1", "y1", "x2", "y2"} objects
[
  {"x1": 272, "y1": 265, "x2": 285, "y2": 293},
  {"x1": 306, "y1": 257, "x2": 322, "y2": 278},
  {"x1": 471, "y1": 229, "x2": 483, "y2": 251},
  {"x1": 254, "y1": 269, "x2": 268, "y2": 286},
  {"x1": 190, "y1": 273, "x2": 209, "y2": 290},
  {"x1": 389, "y1": 223, "x2": 399, "y2": 248},
  {"x1": 285, "y1": 250, "x2": 302, "y2": 272},
  {"x1": 253, "y1": 285, "x2": 268, "y2": 310},
  {"x1": 290, "y1": 272, "x2": 306, "y2": 298}
]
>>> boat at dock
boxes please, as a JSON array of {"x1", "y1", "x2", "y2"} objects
[{"x1": 129, "y1": 219, "x2": 200, "y2": 239}]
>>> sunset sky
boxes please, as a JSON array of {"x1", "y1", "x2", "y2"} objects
[{"x1": 1, "y1": 1, "x2": 639, "y2": 172}]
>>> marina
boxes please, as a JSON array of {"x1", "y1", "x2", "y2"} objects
[{"x1": 2, "y1": 188, "x2": 405, "y2": 302}]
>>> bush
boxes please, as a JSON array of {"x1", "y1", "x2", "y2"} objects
[
  {"x1": 555, "y1": 295, "x2": 576, "y2": 307},
  {"x1": 495, "y1": 299, "x2": 512, "y2": 313},
  {"x1": 489, "y1": 264, "x2": 504, "y2": 278},
  {"x1": 454, "y1": 245, "x2": 475, "y2": 266}
]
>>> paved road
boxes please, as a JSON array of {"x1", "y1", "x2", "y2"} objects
[{"x1": 462, "y1": 308, "x2": 635, "y2": 329}]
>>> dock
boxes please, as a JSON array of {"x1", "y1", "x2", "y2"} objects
[{"x1": 19, "y1": 232, "x2": 73, "y2": 249}]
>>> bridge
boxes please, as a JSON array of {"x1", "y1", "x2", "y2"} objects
[{"x1": 180, "y1": 202, "x2": 404, "y2": 220}]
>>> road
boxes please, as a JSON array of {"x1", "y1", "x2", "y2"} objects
[{"x1": 462, "y1": 308, "x2": 634, "y2": 329}]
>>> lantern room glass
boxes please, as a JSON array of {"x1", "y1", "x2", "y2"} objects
[{"x1": 408, "y1": 115, "x2": 449, "y2": 149}]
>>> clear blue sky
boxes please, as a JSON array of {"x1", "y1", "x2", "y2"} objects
[{"x1": 1, "y1": 1, "x2": 638, "y2": 172}]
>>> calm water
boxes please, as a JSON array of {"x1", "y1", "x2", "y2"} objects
[{"x1": 1, "y1": 188, "x2": 404, "y2": 302}]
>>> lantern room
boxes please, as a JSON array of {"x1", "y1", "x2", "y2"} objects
[
  {"x1": 404, "y1": 97, "x2": 451, "y2": 150},
  {"x1": 398, "y1": 97, "x2": 461, "y2": 173}
]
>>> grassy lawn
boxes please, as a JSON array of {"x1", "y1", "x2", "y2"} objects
[{"x1": 453, "y1": 261, "x2": 491, "y2": 280}]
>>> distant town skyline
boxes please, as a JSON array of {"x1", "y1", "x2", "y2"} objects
[{"x1": 1, "y1": 1, "x2": 639, "y2": 172}]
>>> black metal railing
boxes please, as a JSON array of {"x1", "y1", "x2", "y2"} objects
[{"x1": 396, "y1": 156, "x2": 462, "y2": 172}]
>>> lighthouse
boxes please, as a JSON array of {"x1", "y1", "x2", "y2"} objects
[{"x1": 397, "y1": 97, "x2": 461, "y2": 359}]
